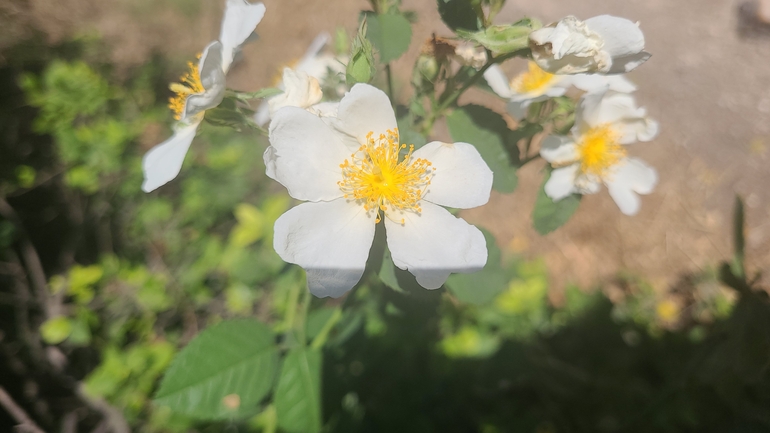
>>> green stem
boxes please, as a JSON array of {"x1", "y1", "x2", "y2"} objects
[
  {"x1": 421, "y1": 50, "x2": 522, "y2": 135},
  {"x1": 310, "y1": 308, "x2": 343, "y2": 350},
  {"x1": 385, "y1": 63, "x2": 395, "y2": 104}
]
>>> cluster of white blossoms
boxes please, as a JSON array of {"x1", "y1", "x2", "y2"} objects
[
  {"x1": 264, "y1": 84, "x2": 493, "y2": 297},
  {"x1": 484, "y1": 14, "x2": 658, "y2": 216},
  {"x1": 140, "y1": 6, "x2": 659, "y2": 297},
  {"x1": 141, "y1": 0, "x2": 266, "y2": 192}
]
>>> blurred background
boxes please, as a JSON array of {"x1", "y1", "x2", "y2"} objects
[{"x1": 1, "y1": 0, "x2": 770, "y2": 431}]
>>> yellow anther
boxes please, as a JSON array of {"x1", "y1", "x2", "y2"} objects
[
  {"x1": 339, "y1": 128, "x2": 434, "y2": 223},
  {"x1": 168, "y1": 57, "x2": 205, "y2": 121},
  {"x1": 577, "y1": 124, "x2": 626, "y2": 178},
  {"x1": 510, "y1": 61, "x2": 556, "y2": 94}
]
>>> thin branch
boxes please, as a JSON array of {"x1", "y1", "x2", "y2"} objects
[
  {"x1": 0, "y1": 197, "x2": 51, "y2": 318},
  {"x1": 0, "y1": 386, "x2": 46, "y2": 433}
]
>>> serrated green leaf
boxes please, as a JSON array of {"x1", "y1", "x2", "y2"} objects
[
  {"x1": 154, "y1": 319, "x2": 278, "y2": 420},
  {"x1": 437, "y1": 0, "x2": 481, "y2": 31},
  {"x1": 275, "y1": 348, "x2": 322, "y2": 433},
  {"x1": 364, "y1": 12, "x2": 412, "y2": 63},
  {"x1": 532, "y1": 170, "x2": 581, "y2": 235},
  {"x1": 446, "y1": 105, "x2": 518, "y2": 193},
  {"x1": 446, "y1": 229, "x2": 508, "y2": 305}
]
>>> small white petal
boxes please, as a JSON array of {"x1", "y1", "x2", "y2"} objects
[
  {"x1": 273, "y1": 199, "x2": 376, "y2": 298},
  {"x1": 483, "y1": 65, "x2": 513, "y2": 99},
  {"x1": 385, "y1": 202, "x2": 487, "y2": 289},
  {"x1": 335, "y1": 84, "x2": 398, "y2": 147},
  {"x1": 183, "y1": 41, "x2": 226, "y2": 119},
  {"x1": 413, "y1": 141, "x2": 493, "y2": 209},
  {"x1": 308, "y1": 101, "x2": 340, "y2": 119},
  {"x1": 141, "y1": 122, "x2": 199, "y2": 192},
  {"x1": 263, "y1": 145, "x2": 277, "y2": 179},
  {"x1": 219, "y1": 0, "x2": 266, "y2": 72},
  {"x1": 584, "y1": 15, "x2": 645, "y2": 61},
  {"x1": 576, "y1": 90, "x2": 657, "y2": 143},
  {"x1": 268, "y1": 107, "x2": 349, "y2": 201},
  {"x1": 571, "y1": 74, "x2": 637, "y2": 94},
  {"x1": 605, "y1": 157, "x2": 657, "y2": 215},
  {"x1": 540, "y1": 135, "x2": 578, "y2": 164},
  {"x1": 607, "y1": 52, "x2": 652, "y2": 74},
  {"x1": 544, "y1": 165, "x2": 580, "y2": 201}
]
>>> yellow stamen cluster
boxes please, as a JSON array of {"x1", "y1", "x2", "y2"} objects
[
  {"x1": 338, "y1": 129, "x2": 434, "y2": 224},
  {"x1": 577, "y1": 124, "x2": 626, "y2": 178},
  {"x1": 168, "y1": 55, "x2": 204, "y2": 121},
  {"x1": 510, "y1": 61, "x2": 556, "y2": 94}
]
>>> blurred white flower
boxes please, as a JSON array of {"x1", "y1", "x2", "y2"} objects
[
  {"x1": 264, "y1": 84, "x2": 493, "y2": 297},
  {"x1": 540, "y1": 89, "x2": 659, "y2": 215},
  {"x1": 455, "y1": 43, "x2": 488, "y2": 70},
  {"x1": 267, "y1": 68, "x2": 323, "y2": 118},
  {"x1": 255, "y1": 33, "x2": 347, "y2": 125},
  {"x1": 484, "y1": 61, "x2": 572, "y2": 118},
  {"x1": 529, "y1": 15, "x2": 650, "y2": 75},
  {"x1": 142, "y1": 0, "x2": 265, "y2": 193}
]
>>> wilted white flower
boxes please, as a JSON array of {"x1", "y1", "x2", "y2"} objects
[
  {"x1": 264, "y1": 84, "x2": 493, "y2": 297},
  {"x1": 540, "y1": 89, "x2": 659, "y2": 215},
  {"x1": 255, "y1": 33, "x2": 347, "y2": 125},
  {"x1": 455, "y1": 43, "x2": 488, "y2": 70},
  {"x1": 142, "y1": 0, "x2": 266, "y2": 192},
  {"x1": 529, "y1": 15, "x2": 650, "y2": 75}
]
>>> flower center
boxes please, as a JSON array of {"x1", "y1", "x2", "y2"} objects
[
  {"x1": 338, "y1": 129, "x2": 434, "y2": 224},
  {"x1": 510, "y1": 61, "x2": 556, "y2": 94},
  {"x1": 168, "y1": 56, "x2": 205, "y2": 121},
  {"x1": 577, "y1": 124, "x2": 626, "y2": 178}
]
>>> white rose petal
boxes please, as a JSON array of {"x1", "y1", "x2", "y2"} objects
[
  {"x1": 385, "y1": 201, "x2": 487, "y2": 289},
  {"x1": 267, "y1": 106, "x2": 351, "y2": 201},
  {"x1": 141, "y1": 122, "x2": 199, "y2": 193},
  {"x1": 414, "y1": 141, "x2": 493, "y2": 209},
  {"x1": 219, "y1": 0, "x2": 266, "y2": 72},
  {"x1": 273, "y1": 199, "x2": 376, "y2": 298},
  {"x1": 605, "y1": 157, "x2": 658, "y2": 216}
]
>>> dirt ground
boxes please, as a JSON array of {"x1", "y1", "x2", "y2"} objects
[{"x1": 9, "y1": 0, "x2": 770, "y2": 295}]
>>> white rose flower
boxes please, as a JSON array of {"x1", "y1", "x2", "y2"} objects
[
  {"x1": 264, "y1": 84, "x2": 493, "y2": 298},
  {"x1": 529, "y1": 15, "x2": 651, "y2": 75},
  {"x1": 255, "y1": 33, "x2": 347, "y2": 125},
  {"x1": 141, "y1": 0, "x2": 265, "y2": 193},
  {"x1": 484, "y1": 61, "x2": 572, "y2": 118},
  {"x1": 483, "y1": 61, "x2": 637, "y2": 118},
  {"x1": 540, "y1": 89, "x2": 659, "y2": 215}
]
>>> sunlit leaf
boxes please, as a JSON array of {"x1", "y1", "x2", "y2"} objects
[
  {"x1": 532, "y1": 169, "x2": 581, "y2": 235},
  {"x1": 154, "y1": 319, "x2": 278, "y2": 420},
  {"x1": 446, "y1": 230, "x2": 508, "y2": 305},
  {"x1": 275, "y1": 348, "x2": 322, "y2": 433},
  {"x1": 364, "y1": 12, "x2": 413, "y2": 63},
  {"x1": 446, "y1": 105, "x2": 518, "y2": 193}
]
